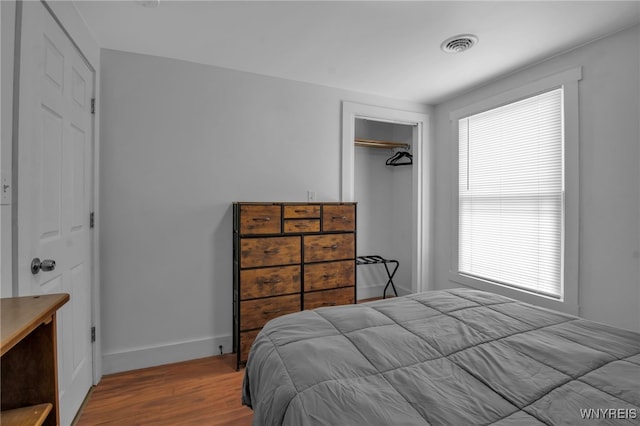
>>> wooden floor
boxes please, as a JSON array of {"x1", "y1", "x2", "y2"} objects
[
  {"x1": 76, "y1": 299, "x2": 388, "y2": 425},
  {"x1": 75, "y1": 354, "x2": 252, "y2": 425}
]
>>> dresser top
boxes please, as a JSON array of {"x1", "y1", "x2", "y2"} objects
[
  {"x1": 233, "y1": 202, "x2": 356, "y2": 205},
  {"x1": 1, "y1": 293, "x2": 69, "y2": 356}
]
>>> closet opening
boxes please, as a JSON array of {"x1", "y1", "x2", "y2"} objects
[
  {"x1": 341, "y1": 101, "x2": 431, "y2": 300},
  {"x1": 354, "y1": 119, "x2": 415, "y2": 299}
]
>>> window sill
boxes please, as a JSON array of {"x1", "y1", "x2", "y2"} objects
[{"x1": 448, "y1": 271, "x2": 579, "y2": 316}]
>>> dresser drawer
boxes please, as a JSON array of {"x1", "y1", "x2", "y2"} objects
[
  {"x1": 284, "y1": 204, "x2": 320, "y2": 219},
  {"x1": 323, "y1": 205, "x2": 355, "y2": 231},
  {"x1": 304, "y1": 233, "x2": 355, "y2": 262},
  {"x1": 240, "y1": 329, "x2": 260, "y2": 363},
  {"x1": 240, "y1": 205, "x2": 281, "y2": 235},
  {"x1": 284, "y1": 219, "x2": 320, "y2": 233},
  {"x1": 240, "y1": 236, "x2": 300, "y2": 268},
  {"x1": 304, "y1": 287, "x2": 355, "y2": 310},
  {"x1": 240, "y1": 265, "x2": 300, "y2": 300},
  {"x1": 240, "y1": 294, "x2": 300, "y2": 330},
  {"x1": 304, "y1": 260, "x2": 355, "y2": 291}
]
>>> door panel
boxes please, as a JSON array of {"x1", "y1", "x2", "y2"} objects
[
  {"x1": 70, "y1": 124, "x2": 86, "y2": 231},
  {"x1": 18, "y1": 2, "x2": 94, "y2": 425},
  {"x1": 40, "y1": 107, "x2": 63, "y2": 239}
]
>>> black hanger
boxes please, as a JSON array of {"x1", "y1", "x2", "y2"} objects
[{"x1": 386, "y1": 150, "x2": 413, "y2": 166}]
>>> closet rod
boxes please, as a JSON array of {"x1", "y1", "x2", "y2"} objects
[{"x1": 354, "y1": 138, "x2": 410, "y2": 150}]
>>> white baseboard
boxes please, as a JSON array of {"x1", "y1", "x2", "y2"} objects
[
  {"x1": 102, "y1": 334, "x2": 232, "y2": 375},
  {"x1": 395, "y1": 285, "x2": 411, "y2": 297},
  {"x1": 103, "y1": 286, "x2": 413, "y2": 375},
  {"x1": 357, "y1": 284, "x2": 385, "y2": 300},
  {"x1": 357, "y1": 284, "x2": 411, "y2": 301}
]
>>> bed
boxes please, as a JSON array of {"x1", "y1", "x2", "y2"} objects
[{"x1": 242, "y1": 288, "x2": 640, "y2": 425}]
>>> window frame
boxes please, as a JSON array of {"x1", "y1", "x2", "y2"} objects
[{"x1": 449, "y1": 67, "x2": 581, "y2": 315}]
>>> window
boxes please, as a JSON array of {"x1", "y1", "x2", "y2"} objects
[
  {"x1": 459, "y1": 88, "x2": 563, "y2": 297},
  {"x1": 450, "y1": 68, "x2": 581, "y2": 314}
]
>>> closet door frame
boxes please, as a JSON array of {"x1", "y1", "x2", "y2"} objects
[{"x1": 341, "y1": 101, "x2": 431, "y2": 295}]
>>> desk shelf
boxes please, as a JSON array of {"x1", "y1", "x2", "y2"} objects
[
  {"x1": 1, "y1": 294, "x2": 69, "y2": 426},
  {"x1": 1, "y1": 403, "x2": 53, "y2": 426}
]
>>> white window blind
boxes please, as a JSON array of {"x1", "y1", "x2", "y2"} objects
[{"x1": 458, "y1": 88, "x2": 564, "y2": 298}]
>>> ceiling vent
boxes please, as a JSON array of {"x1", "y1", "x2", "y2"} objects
[{"x1": 441, "y1": 34, "x2": 478, "y2": 54}]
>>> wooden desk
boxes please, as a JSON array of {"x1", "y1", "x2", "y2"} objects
[{"x1": 1, "y1": 294, "x2": 69, "y2": 426}]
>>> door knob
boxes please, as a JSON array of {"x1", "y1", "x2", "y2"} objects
[{"x1": 31, "y1": 258, "x2": 56, "y2": 275}]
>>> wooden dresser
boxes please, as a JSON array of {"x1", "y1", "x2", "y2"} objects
[
  {"x1": 1, "y1": 293, "x2": 69, "y2": 426},
  {"x1": 233, "y1": 202, "x2": 356, "y2": 368}
]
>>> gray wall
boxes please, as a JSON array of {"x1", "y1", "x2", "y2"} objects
[
  {"x1": 99, "y1": 49, "x2": 429, "y2": 373},
  {"x1": 99, "y1": 23, "x2": 640, "y2": 373},
  {"x1": 433, "y1": 25, "x2": 640, "y2": 332}
]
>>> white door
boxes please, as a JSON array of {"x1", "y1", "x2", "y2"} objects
[{"x1": 17, "y1": 2, "x2": 94, "y2": 424}]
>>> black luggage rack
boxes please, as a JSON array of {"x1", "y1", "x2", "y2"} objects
[{"x1": 355, "y1": 255, "x2": 399, "y2": 299}]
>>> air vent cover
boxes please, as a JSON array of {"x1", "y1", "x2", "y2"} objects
[{"x1": 441, "y1": 34, "x2": 478, "y2": 53}]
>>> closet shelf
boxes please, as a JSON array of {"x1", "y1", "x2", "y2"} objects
[{"x1": 354, "y1": 138, "x2": 410, "y2": 150}]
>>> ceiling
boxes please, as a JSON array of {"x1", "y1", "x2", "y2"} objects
[{"x1": 73, "y1": 1, "x2": 640, "y2": 104}]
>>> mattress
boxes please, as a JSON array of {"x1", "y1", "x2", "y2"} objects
[{"x1": 242, "y1": 288, "x2": 640, "y2": 425}]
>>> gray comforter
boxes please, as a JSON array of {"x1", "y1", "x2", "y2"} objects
[{"x1": 242, "y1": 288, "x2": 640, "y2": 425}]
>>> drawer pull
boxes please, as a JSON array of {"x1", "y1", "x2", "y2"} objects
[
  {"x1": 261, "y1": 278, "x2": 282, "y2": 285},
  {"x1": 322, "y1": 273, "x2": 337, "y2": 279},
  {"x1": 253, "y1": 216, "x2": 271, "y2": 222},
  {"x1": 323, "y1": 244, "x2": 339, "y2": 250},
  {"x1": 294, "y1": 209, "x2": 308, "y2": 213},
  {"x1": 263, "y1": 309, "x2": 282, "y2": 315},
  {"x1": 332, "y1": 216, "x2": 348, "y2": 221},
  {"x1": 322, "y1": 302, "x2": 337, "y2": 306},
  {"x1": 263, "y1": 249, "x2": 280, "y2": 254},
  {"x1": 294, "y1": 223, "x2": 310, "y2": 228}
]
